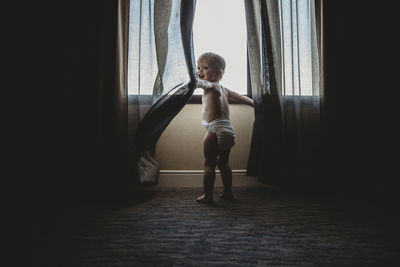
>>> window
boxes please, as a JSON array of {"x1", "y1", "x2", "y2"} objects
[
  {"x1": 278, "y1": 0, "x2": 314, "y2": 96},
  {"x1": 127, "y1": 0, "x2": 248, "y2": 97},
  {"x1": 127, "y1": 0, "x2": 158, "y2": 96},
  {"x1": 193, "y1": 0, "x2": 248, "y2": 95}
]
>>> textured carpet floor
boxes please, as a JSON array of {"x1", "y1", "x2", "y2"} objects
[{"x1": 34, "y1": 186, "x2": 399, "y2": 266}]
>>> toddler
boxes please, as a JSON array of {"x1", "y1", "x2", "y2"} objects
[{"x1": 195, "y1": 52, "x2": 254, "y2": 203}]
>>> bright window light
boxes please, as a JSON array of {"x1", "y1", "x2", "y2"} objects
[
  {"x1": 193, "y1": 0, "x2": 248, "y2": 95},
  {"x1": 279, "y1": 0, "x2": 313, "y2": 96}
]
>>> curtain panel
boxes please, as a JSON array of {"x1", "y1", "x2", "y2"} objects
[
  {"x1": 246, "y1": 0, "x2": 324, "y2": 188},
  {"x1": 127, "y1": 0, "x2": 197, "y2": 184}
]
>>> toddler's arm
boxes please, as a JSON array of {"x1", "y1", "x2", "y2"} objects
[
  {"x1": 226, "y1": 88, "x2": 254, "y2": 107},
  {"x1": 196, "y1": 80, "x2": 218, "y2": 90}
]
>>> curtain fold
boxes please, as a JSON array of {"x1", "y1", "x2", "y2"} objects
[
  {"x1": 115, "y1": 0, "x2": 131, "y2": 180},
  {"x1": 246, "y1": 0, "x2": 324, "y2": 188},
  {"x1": 127, "y1": 0, "x2": 197, "y2": 184},
  {"x1": 245, "y1": 0, "x2": 284, "y2": 183}
]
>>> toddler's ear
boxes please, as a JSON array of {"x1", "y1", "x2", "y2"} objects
[{"x1": 217, "y1": 70, "x2": 224, "y2": 80}]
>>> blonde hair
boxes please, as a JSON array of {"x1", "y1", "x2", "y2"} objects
[{"x1": 197, "y1": 52, "x2": 226, "y2": 80}]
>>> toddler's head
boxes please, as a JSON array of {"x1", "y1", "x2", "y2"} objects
[{"x1": 197, "y1": 52, "x2": 226, "y2": 82}]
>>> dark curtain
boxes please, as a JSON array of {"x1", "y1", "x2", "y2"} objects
[
  {"x1": 245, "y1": 0, "x2": 325, "y2": 189},
  {"x1": 126, "y1": 0, "x2": 197, "y2": 184},
  {"x1": 318, "y1": 1, "x2": 398, "y2": 198},
  {"x1": 29, "y1": 0, "x2": 129, "y2": 208},
  {"x1": 29, "y1": 0, "x2": 198, "y2": 215},
  {"x1": 27, "y1": 0, "x2": 199, "y2": 221},
  {"x1": 29, "y1": 1, "x2": 134, "y2": 264},
  {"x1": 245, "y1": 0, "x2": 284, "y2": 185},
  {"x1": 28, "y1": 0, "x2": 197, "y2": 264}
]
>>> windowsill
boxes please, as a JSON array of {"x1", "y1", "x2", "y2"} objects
[
  {"x1": 128, "y1": 94, "x2": 253, "y2": 105},
  {"x1": 187, "y1": 94, "x2": 254, "y2": 104},
  {"x1": 188, "y1": 94, "x2": 202, "y2": 104},
  {"x1": 128, "y1": 94, "x2": 320, "y2": 105},
  {"x1": 187, "y1": 95, "x2": 253, "y2": 104}
]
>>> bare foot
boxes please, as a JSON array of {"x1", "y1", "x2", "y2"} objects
[
  {"x1": 196, "y1": 194, "x2": 213, "y2": 203},
  {"x1": 219, "y1": 192, "x2": 235, "y2": 201}
]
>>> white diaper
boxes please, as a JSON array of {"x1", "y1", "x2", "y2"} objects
[{"x1": 202, "y1": 118, "x2": 236, "y2": 151}]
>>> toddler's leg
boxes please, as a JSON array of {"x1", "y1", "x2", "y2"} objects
[
  {"x1": 217, "y1": 150, "x2": 234, "y2": 200},
  {"x1": 196, "y1": 131, "x2": 218, "y2": 203}
]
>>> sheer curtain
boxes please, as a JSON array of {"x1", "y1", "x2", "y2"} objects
[
  {"x1": 246, "y1": 0, "x2": 323, "y2": 187},
  {"x1": 126, "y1": 0, "x2": 197, "y2": 184}
]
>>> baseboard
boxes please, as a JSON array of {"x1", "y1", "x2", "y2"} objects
[{"x1": 157, "y1": 170, "x2": 270, "y2": 188}]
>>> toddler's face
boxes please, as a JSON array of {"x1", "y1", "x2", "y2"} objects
[{"x1": 197, "y1": 61, "x2": 219, "y2": 82}]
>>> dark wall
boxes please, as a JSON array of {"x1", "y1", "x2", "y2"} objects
[
  {"x1": 24, "y1": 0, "x2": 134, "y2": 243},
  {"x1": 323, "y1": 1, "x2": 397, "y2": 201}
]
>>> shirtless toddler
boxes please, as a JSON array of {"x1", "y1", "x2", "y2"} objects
[{"x1": 195, "y1": 52, "x2": 254, "y2": 203}]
